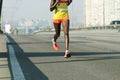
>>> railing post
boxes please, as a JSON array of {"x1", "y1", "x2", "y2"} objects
[{"x1": 0, "y1": 0, "x2": 3, "y2": 34}]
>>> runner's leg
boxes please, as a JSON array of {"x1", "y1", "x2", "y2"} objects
[
  {"x1": 62, "y1": 20, "x2": 69, "y2": 50},
  {"x1": 53, "y1": 23, "x2": 61, "y2": 42}
]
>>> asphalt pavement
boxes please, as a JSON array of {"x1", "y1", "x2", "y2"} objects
[{"x1": 0, "y1": 30, "x2": 120, "y2": 80}]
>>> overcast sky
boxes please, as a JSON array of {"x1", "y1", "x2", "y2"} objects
[{"x1": 2, "y1": 0, "x2": 84, "y2": 24}]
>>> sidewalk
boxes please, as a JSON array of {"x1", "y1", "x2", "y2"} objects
[
  {"x1": 0, "y1": 34, "x2": 7, "y2": 52},
  {"x1": 0, "y1": 34, "x2": 11, "y2": 80}
]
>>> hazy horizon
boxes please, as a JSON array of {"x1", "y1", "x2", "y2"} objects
[{"x1": 2, "y1": 0, "x2": 84, "y2": 25}]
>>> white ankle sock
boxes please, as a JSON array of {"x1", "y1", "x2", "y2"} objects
[{"x1": 66, "y1": 50, "x2": 69, "y2": 52}]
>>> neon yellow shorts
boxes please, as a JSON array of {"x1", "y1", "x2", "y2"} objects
[{"x1": 53, "y1": 1, "x2": 69, "y2": 23}]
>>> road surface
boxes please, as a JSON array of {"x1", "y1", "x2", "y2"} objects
[{"x1": 1, "y1": 30, "x2": 120, "y2": 80}]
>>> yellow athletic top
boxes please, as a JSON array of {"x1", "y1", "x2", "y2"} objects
[{"x1": 53, "y1": 0, "x2": 69, "y2": 20}]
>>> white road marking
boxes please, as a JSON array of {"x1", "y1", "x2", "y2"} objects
[{"x1": 6, "y1": 35, "x2": 26, "y2": 80}]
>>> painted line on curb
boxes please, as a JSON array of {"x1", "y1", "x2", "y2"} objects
[{"x1": 6, "y1": 35, "x2": 26, "y2": 80}]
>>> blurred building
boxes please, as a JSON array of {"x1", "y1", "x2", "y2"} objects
[{"x1": 85, "y1": 0, "x2": 120, "y2": 27}]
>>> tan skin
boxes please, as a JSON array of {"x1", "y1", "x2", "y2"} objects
[{"x1": 50, "y1": 0, "x2": 72, "y2": 50}]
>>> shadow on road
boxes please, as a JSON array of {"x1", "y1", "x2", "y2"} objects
[
  {"x1": 0, "y1": 52, "x2": 7, "y2": 58},
  {"x1": 22, "y1": 52, "x2": 120, "y2": 64},
  {"x1": 7, "y1": 36, "x2": 49, "y2": 80}
]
